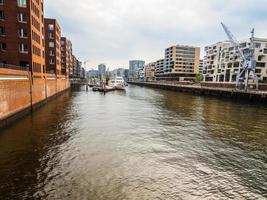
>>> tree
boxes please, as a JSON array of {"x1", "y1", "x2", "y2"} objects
[{"x1": 195, "y1": 74, "x2": 203, "y2": 82}]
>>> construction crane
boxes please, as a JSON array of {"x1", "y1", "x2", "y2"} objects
[
  {"x1": 221, "y1": 23, "x2": 259, "y2": 90},
  {"x1": 83, "y1": 60, "x2": 90, "y2": 67}
]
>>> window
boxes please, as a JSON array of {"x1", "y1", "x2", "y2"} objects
[
  {"x1": 17, "y1": 0, "x2": 27, "y2": 7},
  {"x1": 256, "y1": 62, "x2": 265, "y2": 68},
  {"x1": 0, "y1": 11, "x2": 4, "y2": 20},
  {"x1": 49, "y1": 50, "x2": 54, "y2": 56},
  {"x1": 18, "y1": 28, "x2": 28, "y2": 38},
  {"x1": 0, "y1": 26, "x2": 5, "y2": 36},
  {"x1": 18, "y1": 13, "x2": 27, "y2": 23},
  {"x1": 239, "y1": 42, "x2": 246, "y2": 48},
  {"x1": 0, "y1": 42, "x2": 6, "y2": 51},
  {"x1": 49, "y1": 33, "x2": 54, "y2": 39},
  {"x1": 19, "y1": 43, "x2": 28, "y2": 53},
  {"x1": 255, "y1": 43, "x2": 261, "y2": 48},
  {"x1": 264, "y1": 49, "x2": 267, "y2": 54},
  {"x1": 48, "y1": 24, "x2": 54, "y2": 31},
  {"x1": 255, "y1": 69, "x2": 262, "y2": 74},
  {"x1": 50, "y1": 58, "x2": 55, "y2": 65},
  {"x1": 0, "y1": 0, "x2": 4, "y2": 5},
  {"x1": 49, "y1": 42, "x2": 54, "y2": 48}
]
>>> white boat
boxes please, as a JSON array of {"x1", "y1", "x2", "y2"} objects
[{"x1": 109, "y1": 76, "x2": 127, "y2": 90}]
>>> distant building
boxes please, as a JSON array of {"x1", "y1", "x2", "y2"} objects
[
  {"x1": 110, "y1": 68, "x2": 124, "y2": 78},
  {"x1": 0, "y1": 0, "x2": 46, "y2": 74},
  {"x1": 144, "y1": 62, "x2": 156, "y2": 82},
  {"x1": 76, "y1": 60, "x2": 82, "y2": 78},
  {"x1": 110, "y1": 68, "x2": 129, "y2": 80},
  {"x1": 203, "y1": 38, "x2": 267, "y2": 83},
  {"x1": 199, "y1": 59, "x2": 204, "y2": 74},
  {"x1": 71, "y1": 55, "x2": 76, "y2": 78},
  {"x1": 129, "y1": 60, "x2": 145, "y2": 81},
  {"x1": 44, "y1": 18, "x2": 62, "y2": 75},
  {"x1": 157, "y1": 45, "x2": 200, "y2": 81},
  {"x1": 61, "y1": 37, "x2": 73, "y2": 76},
  {"x1": 155, "y1": 59, "x2": 165, "y2": 80},
  {"x1": 87, "y1": 70, "x2": 99, "y2": 79},
  {"x1": 124, "y1": 69, "x2": 129, "y2": 80},
  {"x1": 98, "y1": 64, "x2": 106, "y2": 79},
  {"x1": 71, "y1": 56, "x2": 82, "y2": 78},
  {"x1": 80, "y1": 67, "x2": 86, "y2": 79}
]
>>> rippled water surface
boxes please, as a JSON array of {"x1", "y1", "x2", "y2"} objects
[{"x1": 0, "y1": 85, "x2": 267, "y2": 199}]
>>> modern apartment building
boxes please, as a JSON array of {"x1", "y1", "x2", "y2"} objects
[
  {"x1": 155, "y1": 59, "x2": 164, "y2": 80},
  {"x1": 44, "y1": 18, "x2": 61, "y2": 74},
  {"x1": 199, "y1": 59, "x2": 204, "y2": 74},
  {"x1": 61, "y1": 37, "x2": 72, "y2": 76},
  {"x1": 144, "y1": 62, "x2": 156, "y2": 82},
  {"x1": 158, "y1": 45, "x2": 200, "y2": 81},
  {"x1": 129, "y1": 60, "x2": 145, "y2": 81},
  {"x1": 0, "y1": 0, "x2": 46, "y2": 74},
  {"x1": 203, "y1": 38, "x2": 267, "y2": 83}
]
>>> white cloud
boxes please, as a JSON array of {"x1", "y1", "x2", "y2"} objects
[{"x1": 45, "y1": 0, "x2": 267, "y2": 70}]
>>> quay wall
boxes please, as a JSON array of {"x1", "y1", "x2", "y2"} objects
[
  {"x1": 0, "y1": 68, "x2": 70, "y2": 128},
  {"x1": 128, "y1": 81, "x2": 267, "y2": 103}
]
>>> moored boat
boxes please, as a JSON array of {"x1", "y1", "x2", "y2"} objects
[{"x1": 109, "y1": 76, "x2": 127, "y2": 90}]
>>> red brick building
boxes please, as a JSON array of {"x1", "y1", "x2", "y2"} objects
[
  {"x1": 44, "y1": 18, "x2": 61, "y2": 75},
  {"x1": 61, "y1": 37, "x2": 72, "y2": 76},
  {"x1": 0, "y1": 0, "x2": 45, "y2": 74}
]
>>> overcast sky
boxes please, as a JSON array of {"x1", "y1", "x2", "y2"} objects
[{"x1": 45, "y1": 0, "x2": 267, "y2": 70}]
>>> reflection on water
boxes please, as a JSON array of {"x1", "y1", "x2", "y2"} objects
[{"x1": 0, "y1": 85, "x2": 266, "y2": 199}]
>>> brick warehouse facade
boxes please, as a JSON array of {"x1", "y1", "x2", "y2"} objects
[
  {"x1": 61, "y1": 37, "x2": 72, "y2": 76},
  {"x1": 0, "y1": 0, "x2": 46, "y2": 75},
  {"x1": 0, "y1": 0, "x2": 80, "y2": 127},
  {"x1": 0, "y1": 67, "x2": 70, "y2": 128},
  {"x1": 44, "y1": 18, "x2": 62, "y2": 75}
]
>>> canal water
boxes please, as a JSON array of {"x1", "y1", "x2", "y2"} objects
[{"x1": 0, "y1": 85, "x2": 266, "y2": 200}]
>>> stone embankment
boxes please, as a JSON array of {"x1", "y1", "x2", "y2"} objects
[{"x1": 128, "y1": 81, "x2": 267, "y2": 102}]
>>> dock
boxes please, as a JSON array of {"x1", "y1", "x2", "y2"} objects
[{"x1": 92, "y1": 85, "x2": 116, "y2": 93}]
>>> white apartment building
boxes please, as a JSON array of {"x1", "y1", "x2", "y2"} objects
[{"x1": 203, "y1": 38, "x2": 267, "y2": 83}]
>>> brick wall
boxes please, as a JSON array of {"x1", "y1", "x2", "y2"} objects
[{"x1": 0, "y1": 68, "x2": 70, "y2": 121}]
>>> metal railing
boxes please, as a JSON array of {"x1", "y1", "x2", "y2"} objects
[{"x1": 0, "y1": 63, "x2": 29, "y2": 71}]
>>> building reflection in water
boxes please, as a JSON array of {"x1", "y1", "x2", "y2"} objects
[{"x1": 0, "y1": 91, "x2": 75, "y2": 198}]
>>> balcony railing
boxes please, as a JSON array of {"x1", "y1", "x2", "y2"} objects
[{"x1": 0, "y1": 63, "x2": 29, "y2": 71}]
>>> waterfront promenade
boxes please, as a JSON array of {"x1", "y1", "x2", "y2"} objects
[{"x1": 128, "y1": 81, "x2": 267, "y2": 102}]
